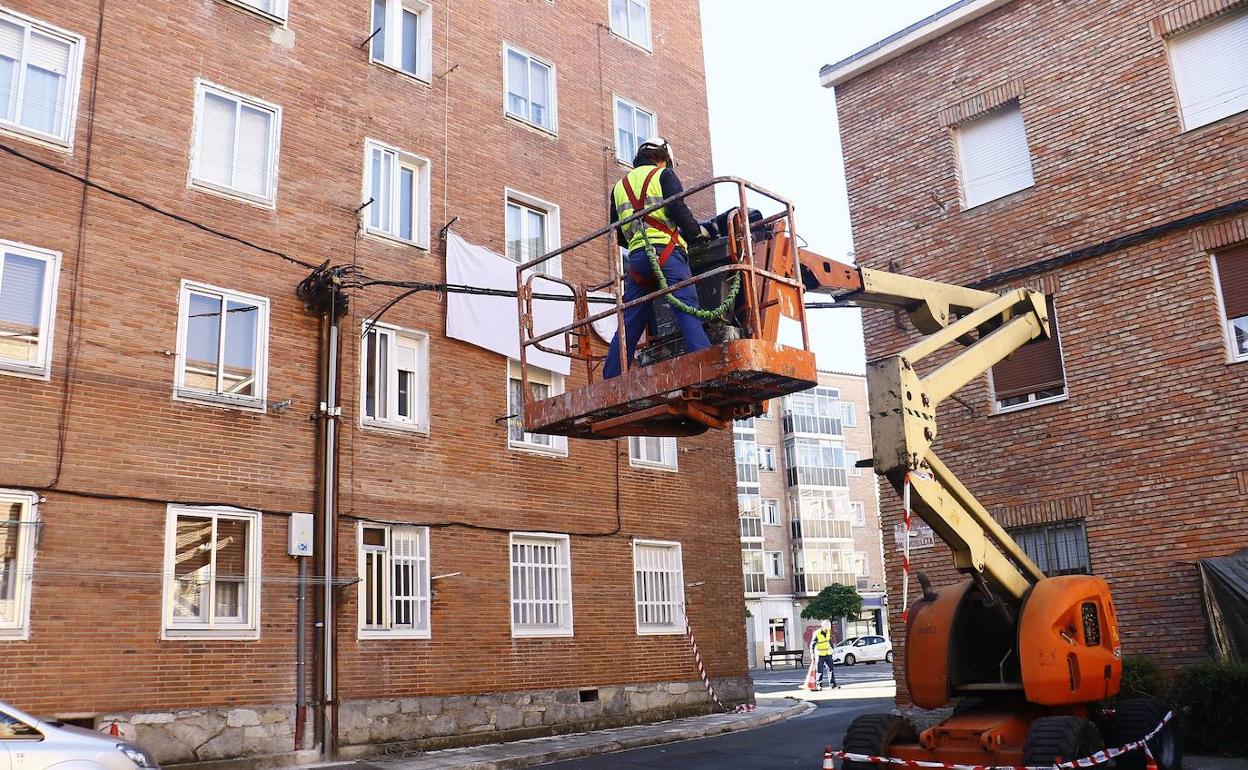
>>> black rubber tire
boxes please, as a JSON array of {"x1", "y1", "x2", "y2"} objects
[
  {"x1": 1108, "y1": 697, "x2": 1182, "y2": 770},
  {"x1": 841, "y1": 713, "x2": 920, "y2": 770},
  {"x1": 844, "y1": 653, "x2": 856, "y2": 666},
  {"x1": 885, "y1": 651, "x2": 894, "y2": 663},
  {"x1": 1022, "y1": 716, "x2": 1105, "y2": 767}
]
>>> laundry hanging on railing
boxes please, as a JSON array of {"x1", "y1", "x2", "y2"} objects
[{"x1": 444, "y1": 231, "x2": 571, "y2": 375}]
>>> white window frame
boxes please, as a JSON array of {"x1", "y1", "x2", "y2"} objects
[
  {"x1": 1165, "y1": 9, "x2": 1248, "y2": 132},
  {"x1": 356, "y1": 523, "x2": 431, "y2": 639},
  {"x1": 361, "y1": 138, "x2": 432, "y2": 249},
  {"x1": 632, "y1": 539, "x2": 684, "y2": 635},
  {"x1": 765, "y1": 550, "x2": 784, "y2": 580},
  {"x1": 502, "y1": 43, "x2": 557, "y2": 135},
  {"x1": 173, "y1": 279, "x2": 270, "y2": 411},
  {"x1": 0, "y1": 488, "x2": 38, "y2": 641},
  {"x1": 0, "y1": 8, "x2": 84, "y2": 150},
  {"x1": 189, "y1": 80, "x2": 282, "y2": 207},
  {"x1": 988, "y1": 301, "x2": 1070, "y2": 415},
  {"x1": 608, "y1": 0, "x2": 651, "y2": 51},
  {"x1": 368, "y1": 0, "x2": 433, "y2": 82},
  {"x1": 359, "y1": 320, "x2": 430, "y2": 434},
  {"x1": 1212, "y1": 253, "x2": 1248, "y2": 364},
  {"x1": 507, "y1": 359, "x2": 568, "y2": 456},
  {"x1": 613, "y1": 95, "x2": 656, "y2": 166},
  {"x1": 850, "y1": 501, "x2": 866, "y2": 527},
  {"x1": 222, "y1": 0, "x2": 289, "y2": 23},
  {"x1": 504, "y1": 188, "x2": 562, "y2": 277},
  {"x1": 760, "y1": 498, "x2": 780, "y2": 526},
  {"x1": 160, "y1": 505, "x2": 262, "y2": 640},
  {"x1": 846, "y1": 450, "x2": 861, "y2": 477},
  {"x1": 628, "y1": 436, "x2": 677, "y2": 471},
  {"x1": 510, "y1": 532, "x2": 573, "y2": 638},
  {"x1": 841, "y1": 403, "x2": 857, "y2": 427},
  {"x1": 0, "y1": 239, "x2": 60, "y2": 380},
  {"x1": 954, "y1": 102, "x2": 1035, "y2": 210},
  {"x1": 758, "y1": 445, "x2": 777, "y2": 472}
]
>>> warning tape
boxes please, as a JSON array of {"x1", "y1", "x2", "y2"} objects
[
  {"x1": 900, "y1": 470, "x2": 931, "y2": 622},
  {"x1": 821, "y1": 711, "x2": 1172, "y2": 770},
  {"x1": 685, "y1": 618, "x2": 757, "y2": 714}
]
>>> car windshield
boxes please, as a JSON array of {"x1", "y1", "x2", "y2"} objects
[{"x1": 834, "y1": 638, "x2": 855, "y2": 647}]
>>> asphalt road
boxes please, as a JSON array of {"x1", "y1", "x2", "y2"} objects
[{"x1": 535, "y1": 664, "x2": 897, "y2": 769}]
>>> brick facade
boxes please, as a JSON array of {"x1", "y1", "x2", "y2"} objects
[
  {"x1": 827, "y1": 0, "x2": 1248, "y2": 703},
  {"x1": 0, "y1": 0, "x2": 746, "y2": 762}
]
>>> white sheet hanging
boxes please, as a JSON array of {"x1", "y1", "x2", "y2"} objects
[{"x1": 444, "y1": 231, "x2": 572, "y2": 375}]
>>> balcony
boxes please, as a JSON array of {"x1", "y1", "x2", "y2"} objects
[
  {"x1": 740, "y1": 516, "x2": 763, "y2": 540},
  {"x1": 786, "y1": 465, "x2": 847, "y2": 488},
  {"x1": 790, "y1": 517, "x2": 853, "y2": 542},
  {"x1": 782, "y1": 413, "x2": 842, "y2": 437},
  {"x1": 744, "y1": 573, "x2": 767, "y2": 594},
  {"x1": 792, "y1": 572, "x2": 858, "y2": 596}
]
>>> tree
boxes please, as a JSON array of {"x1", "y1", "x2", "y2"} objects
[{"x1": 801, "y1": 583, "x2": 863, "y2": 623}]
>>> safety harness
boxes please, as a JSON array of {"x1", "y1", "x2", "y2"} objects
[{"x1": 620, "y1": 166, "x2": 680, "y2": 290}]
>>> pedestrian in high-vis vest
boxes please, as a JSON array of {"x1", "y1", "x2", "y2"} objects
[
  {"x1": 812, "y1": 620, "x2": 840, "y2": 691},
  {"x1": 603, "y1": 137, "x2": 711, "y2": 379}
]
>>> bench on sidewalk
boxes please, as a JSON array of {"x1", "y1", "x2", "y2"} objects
[{"x1": 764, "y1": 649, "x2": 805, "y2": 670}]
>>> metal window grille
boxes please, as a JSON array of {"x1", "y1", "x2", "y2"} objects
[
  {"x1": 634, "y1": 542, "x2": 683, "y2": 632},
  {"x1": 511, "y1": 536, "x2": 571, "y2": 632},
  {"x1": 1007, "y1": 519, "x2": 1091, "y2": 577}
]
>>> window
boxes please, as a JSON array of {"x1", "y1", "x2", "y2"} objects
[
  {"x1": 841, "y1": 402, "x2": 857, "y2": 427},
  {"x1": 0, "y1": 489, "x2": 37, "y2": 640},
  {"x1": 767, "y1": 617, "x2": 788, "y2": 651},
  {"x1": 1213, "y1": 245, "x2": 1248, "y2": 361},
  {"x1": 226, "y1": 0, "x2": 288, "y2": 21},
  {"x1": 990, "y1": 296, "x2": 1066, "y2": 412},
  {"x1": 1007, "y1": 519, "x2": 1091, "y2": 577},
  {"x1": 161, "y1": 506, "x2": 261, "y2": 639},
  {"x1": 850, "y1": 501, "x2": 866, "y2": 527},
  {"x1": 629, "y1": 436, "x2": 677, "y2": 469},
  {"x1": 369, "y1": 0, "x2": 432, "y2": 81},
  {"x1": 614, "y1": 96, "x2": 655, "y2": 165},
  {"x1": 742, "y1": 542, "x2": 765, "y2": 594},
  {"x1": 954, "y1": 103, "x2": 1034, "y2": 209},
  {"x1": 765, "y1": 551, "x2": 784, "y2": 580},
  {"x1": 175, "y1": 281, "x2": 268, "y2": 409},
  {"x1": 358, "y1": 524, "x2": 430, "y2": 638},
  {"x1": 510, "y1": 532, "x2": 573, "y2": 637},
  {"x1": 0, "y1": 240, "x2": 59, "y2": 379},
  {"x1": 507, "y1": 360, "x2": 567, "y2": 455},
  {"x1": 760, "y1": 498, "x2": 780, "y2": 526},
  {"x1": 363, "y1": 139, "x2": 431, "y2": 248},
  {"x1": 0, "y1": 9, "x2": 83, "y2": 147},
  {"x1": 758, "y1": 445, "x2": 777, "y2": 472},
  {"x1": 608, "y1": 0, "x2": 650, "y2": 49},
  {"x1": 783, "y1": 386, "x2": 842, "y2": 435},
  {"x1": 0, "y1": 707, "x2": 40, "y2": 739},
  {"x1": 735, "y1": 436, "x2": 758, "y2": 483},
  {"x1": 633, "y1": 540, "x2": 684, "y2": 634},
  {"x1": 361, "y1": 322, "x2": 429, "y2": 432},
  {"x1": 846, "y1": 450, "x2": 862, "y2": 477},
  {"x1": 504, "y1": 45, "x2": 556, "y2": 132},
  {"x1": 505, "y1": 190, "x2": 561, "y2": 276},
  {"x1": 1167, "y1": 9, "x2": 1248, "y2": 130},
  {"x1": 191, "y1": 82, "x2": 280, "y2": 205},
  {"x1": 784, "y1": 437, "x2": 847, "y2": 488}
]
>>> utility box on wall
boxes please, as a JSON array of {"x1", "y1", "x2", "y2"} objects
[{"x1": 288, "y1": 512, "x2": 314, "y2": 557}]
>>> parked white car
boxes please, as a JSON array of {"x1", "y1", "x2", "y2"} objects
[
  {"x1": 831, "y1": 635, "x2": 893, "y2": 665},
  {"x1": 0, "y1": 700, "x2": 158, "y2": 769}
]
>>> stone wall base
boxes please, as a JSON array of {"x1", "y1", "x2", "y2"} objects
[{"x1": 100, "y1": 676, "x2": 753, "y2": 767}]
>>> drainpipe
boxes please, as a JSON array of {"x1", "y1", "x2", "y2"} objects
[
  {"x1": 295, "y1": 556, "x2": 307, "y2": 748},
  {"x1": 317, "y1": 310, "x2": 342, "y2": 757}
]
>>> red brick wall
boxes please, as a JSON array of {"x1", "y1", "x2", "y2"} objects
[
  {"x1": 0, "y1": 0, "x2": 743, "y2": 717},
  {"x1": 831, "y1": 0, "x2": 1248, "y2": 702}
]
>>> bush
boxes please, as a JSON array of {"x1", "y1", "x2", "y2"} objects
[
  {"x1": 1118, "y1": 655, "x2": 1170, "y2": 701},
  {"x1": 1168, "y1": 662, "x2": 1248, "y2": 756}
]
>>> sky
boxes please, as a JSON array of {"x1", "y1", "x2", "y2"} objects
[{"x1": 699, "y1": 0, "x2": 952, "y2": 374}]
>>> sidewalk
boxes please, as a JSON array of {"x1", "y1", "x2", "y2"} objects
[{"x1": 298, "y1": 698, "x2": 810, "y2": 770}]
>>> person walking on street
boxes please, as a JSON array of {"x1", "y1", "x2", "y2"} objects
[
  {"x1": 812, "y1": 620, "x2": 840, "y2": 691},
  {"x1": 603, "y1": 137, "x2": 711, "y2": 378}
]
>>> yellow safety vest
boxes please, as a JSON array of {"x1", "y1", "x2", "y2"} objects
[
  {"x1": 612, "y1": 165, "x2": 688, "y2": 254},
  {"x1": 814, "y1": 628, "x2": 833, "y2": 656}
]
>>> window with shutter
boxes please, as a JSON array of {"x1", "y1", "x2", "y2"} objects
[
  {"x1": 0, "y1": 10, "x2": 82, "y2": 146},
  {"x1": 504, "y1": 190, "x2": 561, "y2": 277},
  {"x1": 954, "y1": 103, "x2": 1035, "y2": 209},
  {"x1": 357, "y1": 524, "x2": 431, "y2": 638},
  {"x1": 1167, "y1": 9, "x2": 1248, "y2": 131},
  {"x1": 503, "y1": 45, "x2": 556, "y2": 133},
  {"x1": 191, "y1": 82, "x2": 281, "y2": 205},
  {"x1": 362, "y1": 139, "x2": 430, "y2": 248},
  {"x1": 629, "y1": 435, "x2": 677, "y2": 469},
  {"x1": 361, "y1": 322, "x2": 429, "y2": 431},
  {"x1": 1213, "y1": 245, "x2": 1248, "y2": 361},
  {"x1": 990, "y1": 296, "x2": 1067, "y2": 412},
  {"x1": 0, "y1": 240, "x2": 59, "y2": 378},
  {"x1": 507, "y1": 360, "x2": 567, "y2": 455}
]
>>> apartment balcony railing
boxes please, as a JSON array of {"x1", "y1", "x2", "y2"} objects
[
  {"x1": 782, "y1": 413, "x2": 842, "y2": 436},
  {"x1": 792, "y1": 572, "x2": 858, "y2": 596},
  {"x1": 744, "y1": 573, "x2": 767, "y2": 594},
  {"x1": 786, "y1": 465, "x2": 847, "y2": 488},
  {"x1": 736, "y1": 462, "x2": 759, "y2": 484},
  {"x1": 740, "y1": 516, "x2": 763, "y2": 540},
  {"x1": 789, "y1": 517, "x2": 853, "y2": 542}
]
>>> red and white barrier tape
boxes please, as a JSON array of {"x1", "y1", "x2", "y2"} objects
[
  {"x1": 685, "y1": 618, "x2": 757, "y2": 714},
  {"x1": 900, "y1": 470, "x2": 931, "y2": 622},
  {"x1": 822, "y1": 711, "x2": 1172, "y2": 770}
]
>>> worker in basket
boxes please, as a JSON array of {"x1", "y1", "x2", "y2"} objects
[{"x1": 603, "y1": 137, "x2": 712, "y2": 379}]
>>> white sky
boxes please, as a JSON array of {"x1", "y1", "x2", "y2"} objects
[{"x1": 700, "y1": 0, "x2": 951, "y2": 373}]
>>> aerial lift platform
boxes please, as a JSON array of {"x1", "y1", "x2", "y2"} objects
[{"x1": 514, "y1": 177, "x2": 1179, "y2": 770}]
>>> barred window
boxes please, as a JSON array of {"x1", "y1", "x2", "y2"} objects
[
  {"x1": 510, "y1": 533, "x2": 573, "y2": 636},
  {"x1": 1007, "y1": 519, "x2": 1091, "y2": 577},
  {"x1": 358, "y1": 524, "x2": 430, "y2": 638},
  {"x1": 633, "y1": 540, "x2": 683, "y2": 634}
]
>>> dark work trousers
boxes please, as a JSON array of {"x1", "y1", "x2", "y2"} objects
[
  {"x1": 603, "y1": 246, "x2": 712, "y2": 379},
  {"x1": 817, "y1": 654, "x2": 837, "y2": 687}
]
